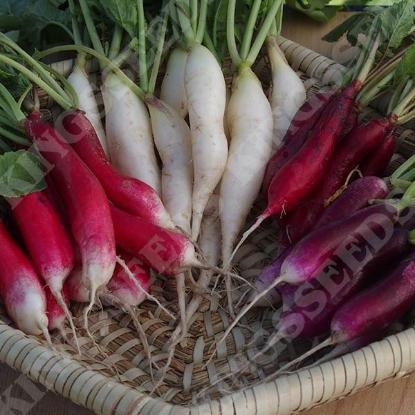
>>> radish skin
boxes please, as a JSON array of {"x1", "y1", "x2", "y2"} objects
[
  {"x1": 220, "y1": 65, "x2": 273, "y2": 267},
  {"x1": 25, "y1": 119, "x2": 116, "y2": 325},
  {"x1": 110, "y1": 204, "x2": 202, "y2": 275},
  {"x1": 262, "y1": 89, "x2": 335, "y2": 194},
  {"x1": 145, "y1": 96, "x2": 193, "y2": 234},
  {"x1": 7, "y1": 191, "x2": 74, "y2": 297},
  {"x1": 160, "y1": 48, "x2": 188, "y2": 118},
  {"x1": 67, "y1": 59, "x2": 108, "y2": 156},
  {"x1": 45, "y1": 284, "x2": 70, "y2": 332},
  {"x1": 107, "y1": 252, "x2": 151, "y2": 307},
  {"x1": 0, "y1": 220, "x2": 49, "y2": 337},
  {"x1": 102, "y1": 72, "x2": 161, "y2": 194},
  {"x1": 185, "y1": 43, "x2": 229, "y2": 241},
  {"x1": 267, "y1": 36, "x2": 306, "y2": 149}
]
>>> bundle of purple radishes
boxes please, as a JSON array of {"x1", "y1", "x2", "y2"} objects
[{"x1": 0, "y1": 0, "x2": 414, "y2": 374}]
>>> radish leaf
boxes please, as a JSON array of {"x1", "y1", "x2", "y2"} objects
[{"x1": 0, "y1": 150, "x2": 46, "y2": 197}]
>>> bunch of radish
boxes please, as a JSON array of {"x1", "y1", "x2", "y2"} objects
[{"x1": 0, "y1": 0, "x2": 413, "y2": 381}]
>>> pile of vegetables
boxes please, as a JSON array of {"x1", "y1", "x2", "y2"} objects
[{"x1": 0, "y1": 0, "x2": 414, "y2": 388}]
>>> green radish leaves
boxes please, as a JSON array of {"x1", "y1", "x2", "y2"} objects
[
  {"x1": 92, "y1": 0, "x2": 138, "y2": 40},
  {"x1": 285, "y1": 0, "x2": 340, "y2": 24},
  {"x1": 395, "y1": 44, "x2": 415, "y2": 81},
  {"x1": 0, "y1": 0, "x2": 72, "y2": 53},
  {"x1": 377, "y1": 0, "x2": 415, "y2": 49},
  {"x1": 0, "y1": 150, "x2": 46, "y2": 197}
]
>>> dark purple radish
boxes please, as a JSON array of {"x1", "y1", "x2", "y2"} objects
[
  {"x1": 277, "y1": 226, "x2": 409, "y2": 339},
  {"x1": 311, "y1": 176, "x2": 391, "y2": 230},
  {"x1": 279, "y1": 202, "x2": 401, "y2": 286},
  {"x1": 285, "y1": 118, "x2": 393, "y2": 243},
  {"x1": 359, "y1": 128, "x2": 396, "y2": 177},
  {"x1": 262, "y1": 89, "x2": 336, "y2": 194},
  {"x1": 276, "y1": 249, "x2": 415, "y2": 373},
  {"x1": 339, "y1": 105, "x2": 359, "y2": 140}
]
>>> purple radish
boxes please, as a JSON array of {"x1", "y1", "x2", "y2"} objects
[
  {"x1": 276, "y1": 248, "x2": 415, "y2": 373},
  {"x1": 277, "y1": 226, "x2": 409, "y2": 339},
  {"x1": 250, "y1": 245, "x2": 295, "y2": 306},
  {"x1": 311, "y1": 176, "x2": 391, "y2": 230},
  {"x1": 278, "y1": 202, "x2": 401, "y2": 286}
]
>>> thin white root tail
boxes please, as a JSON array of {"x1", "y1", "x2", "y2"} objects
[{"x1": 54, "y1": 291, "x2": 81, "y2": 355}]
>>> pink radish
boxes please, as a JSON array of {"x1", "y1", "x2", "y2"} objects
[
  {"x1": 106, "y1": 252, "x2": 151, "y2": 307},
  {"x1": 110, "y1": 204, "x2": 202, "y2": 275},
  {"x1": 24, "y1": 118, "x2": 116, "y2": 327},
  {"x1": 0, "y1": 220, "x2": 50, "y2": 339},
  {"x1": 6, "y1": 190, "x2": 80, "y2": 350}
]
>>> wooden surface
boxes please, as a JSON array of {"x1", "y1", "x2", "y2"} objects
[{"x1": 0, "y1": 9, "x2": 414, "y2": 415}]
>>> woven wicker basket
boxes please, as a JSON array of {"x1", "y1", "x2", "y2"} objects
[{"x1": 2, "y1": 38, "x2": 415, "y2": 415}]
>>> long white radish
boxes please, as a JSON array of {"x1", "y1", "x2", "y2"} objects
[
  {"x1": 146, "y1": 95, "x2": 193, "y2": 235},
  {"x1": 219, "y1": 66, "x2": 274, "y2": 268},
  {"x1": 267, "y1": 36, "x2": 306, "y2": 150},
  {"x1": 146, "y1": 94, "x2": 194, "y2": 340},
  {"x1": 102, "y1": 71, "x2": 162, "y2": 195},
  {"x1": 160, "y1": 48, "x2": 189, "y2": 119},
  {"x1": 185, "y1": 43, "x2": 228, "y2": 241},
  {"x1": 67, "y1": 58, "x2": 109, "y2": 157}
]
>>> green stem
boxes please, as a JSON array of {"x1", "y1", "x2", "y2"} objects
[
  {"x1": 399, "y1": 168, "x2": 415, "y2": 182},
  {"x1": 37, "y1": 60, "x2": 80, "y2": 109},
  {"x1": 391, "y1": 152, "x2": 415, "y2": 180},
  {"x1": 0, "y1": 139, "x2": 12, "y2": 153},
  {"x1": 191, "y1": 0, "x2": 198, "y2": 35},
  {"x1": 148, "y1": 7, "x2": 169, "y2": 94},
  {"x1": 176, "y1": 0, "x2": 195, "y2": 44},
  {"x1": 195, "y1": 0, "x2": 208, "y2": 44},
  {"x1": 0, "y1": 33, "x2": 70, "y2": 102},
  {"x1": 78, "y1": 0, "x2": 106, "y2": 57},
  {"x1": 245, "y1": 0, "x2": 283, "y2": 66},
  {"x1": 391, "y1": 81, "x2": 415, "y2": 119},
  {"x1": 400, "y1": 180, "x2": 415, "y2": 207},
  {"x1": 227, "y1": 0, "x2": 242, "y2": 67},
  {"x1": 68, "y1": 0, "x2": 83, "y2": 46},
  {"x1": 108, "y1": 24, "x2": 124, "y2": 61},
  {"x1": 0, "y1": 125, "x2": 29, "y2": 146},
  {"x1": 0, "y1": 113, "x2": 24, "y2": 132},
  {"x1": 356, "y1": 70, "x2": 395, "y2": 109},
  {"x1": 0, "y1": 55, "x2": 73, "y2": 111},
  {"x1": 137, "y1": 0, "x2": 149, "y2": 91},
  {"x1": 35, "y1": 45, "x2": 145, "y2": 100},
  {"x1": 239, "y1": 0, "x2": 262, "y2": 63},
  {"x1": 0, "y1": 84, "x2": 26, "y2": 123},
  {"x1": 355, "y1": 31, "x2": 381, "y2": 85},
  {"x1": 203, "y1": 30, "x2": 220, "y2": 63}
]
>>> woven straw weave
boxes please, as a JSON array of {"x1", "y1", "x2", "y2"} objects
[{"x1": 1, "y1": 38, "x2": 415, "y2": 415}]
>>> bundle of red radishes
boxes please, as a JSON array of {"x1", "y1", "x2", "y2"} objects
[{"x1": 0, "y1": 0, "x2": 413, "y2": 374}]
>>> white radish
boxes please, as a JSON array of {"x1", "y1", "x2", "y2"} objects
[
  {"x1": 267, "y1": 36, "x2": 307, "y2": 150},
  {"x1": 219, "y1": 66, "x2": 273, "y2": 268},
  {"x1": 160, "y1": 48, "x2": 189, "y2": 119},
  {"x1": 146, "y1": 95, "x2": 193, "y2": 235},
  {"x1": 146, "y1": 94, "x2": 194, "y2": 339},
  {"x1": 67, "y1": 58, "x2": 109, "y2": 156},
  {"x1": 185, "y1": 43, "x2": 229, "y2": 241},
  {"x1": 102, "y1": 71, "x2": 162, "y2": 195}
]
